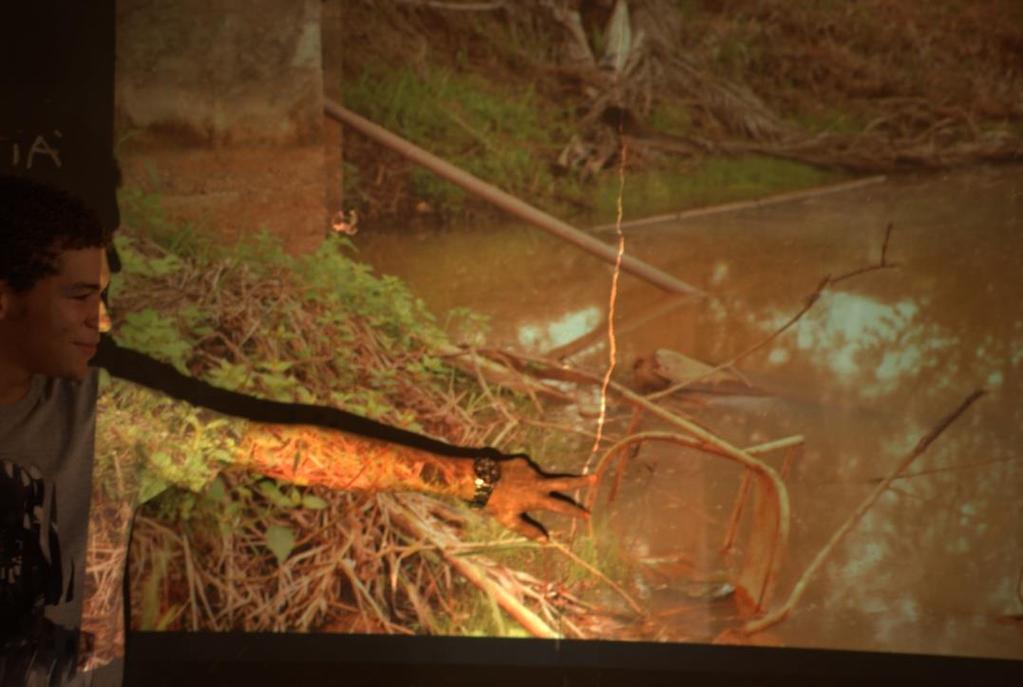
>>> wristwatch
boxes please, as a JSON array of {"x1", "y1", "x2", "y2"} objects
[{"x1": 469, "y1": 455, "x2": 502, "y2": 508}]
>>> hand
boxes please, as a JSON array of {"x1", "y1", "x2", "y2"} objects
[{"x1": 483, "y1": 454, "x2": 595, "y2": 542}]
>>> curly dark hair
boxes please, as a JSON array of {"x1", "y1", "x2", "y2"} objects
[{"x1": 0, "y1": 174, "x2": 112, "y2": 293}]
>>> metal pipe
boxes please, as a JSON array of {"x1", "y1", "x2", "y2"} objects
[{"x1": 324, "y1": 99, "x2": 705, "y2": 298}]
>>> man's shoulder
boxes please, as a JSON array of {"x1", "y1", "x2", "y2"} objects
[
  {"x1": 41, "y1": 369, "x2": 101, "y2": 403},
  {"x1": 0, "y1": 371, "x2": 94, "y2": 435},
  {"x1": 25, "y1": 370, "x2": 101, "y2": 426}
]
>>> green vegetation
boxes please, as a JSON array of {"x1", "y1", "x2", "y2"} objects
[
  {"x1": 341, "y1": 55, "x2": 842, "y2": 228},
  {"x1": 589, "y1": 155, "x2": 843, "y2": 224},
  {"x1": 646, "y1": 103, "x2": 693, "y2": 138},
  {"x1": 335, "y1": 5, "x2": 849, "y2": 227},
  {"x1": 337, "y1": 1, "x2": 1020, "y2": 227},
  {"x1": 793, "y1": 109, "x2": 870, "y2": 136},
  {"x1": 342, "y1": 62, "x2": 584, "y2": 220}
]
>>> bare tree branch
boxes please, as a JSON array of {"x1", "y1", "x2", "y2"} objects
[
  {"x1": 649, "y1": 223, "x2": 900, "y2": 401},
  {"x1": 742, "y1": 389, "x2": 985, "y2": 635}
]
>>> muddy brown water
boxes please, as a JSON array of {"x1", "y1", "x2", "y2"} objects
[{"x1": 354, "y1": 166, "x2": 1023, "y2": 659}]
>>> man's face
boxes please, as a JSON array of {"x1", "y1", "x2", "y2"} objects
[{"x1": 0, "y1": 247, "x2": 111, "y2": 381}]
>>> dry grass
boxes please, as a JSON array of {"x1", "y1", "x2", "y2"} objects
[{"x1": 84, "y1": 225, "x2": 628, "y2": 655}]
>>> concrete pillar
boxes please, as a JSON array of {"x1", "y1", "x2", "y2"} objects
[{"x1": 115, "y1": 0, "x2": 327, "y2": 254}]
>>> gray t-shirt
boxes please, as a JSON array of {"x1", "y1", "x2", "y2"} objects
[{"x1": 0, "y1": 370, "x2": 122, "y2": 686}]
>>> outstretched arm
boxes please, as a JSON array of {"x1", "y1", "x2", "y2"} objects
[
  {"x1": 94, "y1": 335, "x2": 593, "y2": 539},
  {"x1": 237, "y1": 422, "x2": 592, "y2": 541},
  {"x1": 237, "y1": 422, "x2": 477, "y2": 499},
  {"x1": 93, "y1": 335, "x2": 484, "y2": 456}
]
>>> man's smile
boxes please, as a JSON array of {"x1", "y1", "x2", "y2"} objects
[{"x1": 74, "y1": 342, "x2": 99, "y2": 356}]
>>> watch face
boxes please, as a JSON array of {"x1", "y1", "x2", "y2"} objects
[
  {"x1": 471, "y1": 457, "x2": 500, "y2": 508},
  {"x1": 475, "y1": 457, "x2": 501, "y2": 483}
]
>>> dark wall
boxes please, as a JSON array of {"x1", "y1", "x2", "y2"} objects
[{"x1": 1, "y1": 1, "x2": 119, "y2": 229}]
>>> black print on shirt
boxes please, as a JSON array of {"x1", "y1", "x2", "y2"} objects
[{"x1": 1, "y1": 460, "x2": 70, "y2": 632}]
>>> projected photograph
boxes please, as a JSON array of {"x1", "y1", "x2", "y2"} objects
[{"x1": 59, "y1": 0, "x2": 1022, "y2": 674}]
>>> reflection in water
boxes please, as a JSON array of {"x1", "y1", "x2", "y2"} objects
[
  {"x1": 761, "y1": 291, "x2": 956, "y2": 398},
  {"x1": 518, "y1": 306, "x2": 602, "y2": 351},
  {"x1": 357, "y1": 166, "x2": 1023, "y2": 659}
]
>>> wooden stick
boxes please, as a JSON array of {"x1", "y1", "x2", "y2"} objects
[
  {"x1": 478, "y1": 346, "x2": 793, "y2": 611},
  {"x1": 607, "y1": 407, "x2": 645, "y2": 505},
  {"x1": 649, "y1": 223, "x2": 901, "y2": 402},
  {"x1": 647, "y1": 276, "x2": 830, "y2": 401},
  {"x1": 435, "y1": 342, "x2": 575, "y2": 402},
  {"x1": 388, "y1": 498, "x2": 561, "y2": 638},
  {"x1": 588, "y1": 176, "x2": 886, "y2": 233},
  {"x1": 549, "y1": 291, "x2": 694, "y2": 361},
  {"x1": 587, "y1": 430, "x2": 797, "y2": 611},
  {"x1": 326, "y1": 100, "x2": 705, "y2": 297},
  {"x1": 721, "y1": 470, "x2": 752, "y2": 554},
  {"x1": 591, "y1": 432, "x2": 803, "y2": 512}
]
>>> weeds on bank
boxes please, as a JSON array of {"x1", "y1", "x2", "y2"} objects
[
  {"x1": 342, "y1": 61, "x2": 584, "y2": 220},
  {"x1": 587, "y1": 155, "x2": 842, "y2": 224},
  {"x1": 338, "y1": 1, "x2": 1021, "y2": 227}
]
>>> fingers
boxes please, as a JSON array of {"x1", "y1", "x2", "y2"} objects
[
  {"x1": 502, "y1": 513, "x2": 549, "y2": 542},
  {"x1": 486, "y1": 459, "x2": 594, "y2": 539},
  {"x1": 542, "y1": 474, "x2": 597, "y2": 492},
  {"x1": 539, "y1": 493, "x2": 590, "y2": 520}
]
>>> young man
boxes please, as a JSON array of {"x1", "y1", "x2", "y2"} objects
[
  {"x1": 1, "y1": 177, "x2": 115, "y2": 686},
  {"x1": 0, "y1": 176, "x2": 592, "y2": 685}
]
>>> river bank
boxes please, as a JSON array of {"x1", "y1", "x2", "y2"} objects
[{"x1": 337, "y1": 1, "x2": 1022, "y2": 227}]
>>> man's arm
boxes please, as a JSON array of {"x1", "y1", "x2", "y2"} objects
[
  {"x1": 238, "y1": 422, "x2": 593, "y2": 540},
  {"x1": 238, "y1": 422, "x2": 476, "y2": 500},
  {"x1": 93, "y1": 334, "x2": 482, "y2": 457},
  {"x1": 94, "y1": 335, "x2": 593, "y2": 540}
]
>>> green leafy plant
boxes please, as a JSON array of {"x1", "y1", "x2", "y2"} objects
[
  {"x1": 342, "y1": 62, "x2": 580, "y2": 219},
  {"x1": 265, "y1": 524, "x2": 297, "y2": 565}
]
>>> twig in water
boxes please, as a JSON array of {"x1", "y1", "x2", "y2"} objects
[
  {"x1": 742, "y1": 389, "x2": 985, "y2": 635},
  {"x1": 649, "y1": 222, "x2": 901, "y2": 401},
  {"x1": 830, "y1": 222, "x2": 900, "y2": 284},
  {"x1": 865, "y1": 455, "x2": 1020, "y2": 483},
  {"x1": 607, "y1": 406, "x2": 645, "y2": 505},
  {"x1": 647, "y1": 276, "x2": 829, "y2": 402},
  {"x1": 721, "y1": 471, "x2": 752, "y2": 555},
  {"x1": 881, "y1": 222, "x2": 894, "y2": 265},
  {"x1": 486, "y1": 349, "x2": 794, "y2": 611},
  {"x1": 587, "y1": 430, "x2": 798, "y2": 612}
]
